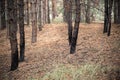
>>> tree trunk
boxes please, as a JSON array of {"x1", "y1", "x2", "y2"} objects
[
  {"x1": 38, "y1": 0, "x2": 42, "y2": 31},
  {"x1": 66, "y1": 0, "x2": 73, "y2": 45},
  {"x1": 107, "y1": 0, "x2": 113, "y2": 36},
  {"x1": 52, "y1": 0, "x2": 57, "y2": 20},
  {"x1": 114, "y1": 0, "x2": 118, "y2": 24},
  {"x1": 70, "y1": 0, "x2": 80, "y2": 54},
  {"x1": 85, "y1": 0, "x2": 91, "y2": 23},
  {"x1": 63, "y1": 0, "x2": 67, "y2": 22},
  {"x1": 118, "y1": 0, "x2": 120, "y2": 23},
  {"x1": 47, "y1": 0, "x2": 50, "y2": 23},
  {"x1": 103, "y1": 0, "x2": 109, "y2": 33},
  {"x1": 0, "y1": 0, "x2": 6, "y2": 30},
  {"x1": 26, "y1": 0, "x2": 30, "y2": 25},
  {"x1": 43, "y1": 0, "x2": 47, "y2": 24},
  {"x1": 31, "y1": 0, "x2": 37, "y2": 43},
  {"x1": 18, "y1": 0, "x2": 25, "y2": 62},
  {"x1": 7, "y1": 0, "x2": 19, "y2": 71}
]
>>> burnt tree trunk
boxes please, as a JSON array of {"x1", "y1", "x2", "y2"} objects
[
  {"x1": 70, "y1": 0, "x2": 80, "y2": 54},
  {"x1": 107, "y1": 0, "x2": 113, "y2": 36},
  {"x1": 7, "y1": 0, "x2": 19, "y2": 71},
  {"x1": 104, "y1": 0, "x2": 109, "y2": 33},
  {"x1": 18, "y1": 0, "x2": 25, "y2": 62},
  {"x1": 26, "y1": 0, "x2": 30, "y2": 25},
  {"x1": 0, "y1": 0, "x2": 6, "y2": 30}
]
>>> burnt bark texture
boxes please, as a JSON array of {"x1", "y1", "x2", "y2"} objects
[
  {"x1": 18, "y1": 0, "x2": 25, "y2": 62},
  {"x1": 114, "y1": 0, "x2": 120, "y2": 24},
  {"x1": 0, "y1": 0, "x2": 6, "y2": 30},
  {"x1": 104, "y1": 0, "x2": 109, "y2": 33},
  {"x1": 70, "y1": 0, "x2": 80, "y2": 54},
  {"x1": 103, "y1": 0, "x2": 113, "y2": 36},
  {"x1": 7, "y1": 0, "x2": 19, "y2": 71},
  {"x1": 107, "y1": 0, "x2": 113, "y2": 36}
]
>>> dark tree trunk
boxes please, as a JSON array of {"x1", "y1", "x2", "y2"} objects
[
  {"x1": 103, "y1": 0, "x2": 113, "y2": 36},
  {"x1": 26, "y1": 0, "x2": 30, "y2": 25},
  {"x1": 7, "y1": 0, "x2": 19, "y2": 71},
  {"x1": 66, "y1": 0, "x2": 73, "y2": 45},
  {"x1": 104, "y1": 0, "x2": 109, "y2": 33},
  {"x1": 85, "y1": 0, "x2": 91, "y2": 23},
  {"x1": 18, "y1": 0, "x2": 25, "y2": 62},
  {"x1": 114, "y1": 0, "x2": 118, "y2": 24},
  {"x1": 107, "y1": 0, "x2": 113, "y2": 36},
  {"x1": 70, "y1": 0, "x2": 80, "y2": 54},
  {"x1": 47, "y1": 0, "x2": 50, "y2": 23},
  {"x1": 118, "y1": 0, "x2": 120, "y2": 23},
  {"x1": 0, "y1": 0, "x2": 6, "y2": 30}
]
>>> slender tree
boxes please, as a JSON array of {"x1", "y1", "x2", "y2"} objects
[
  {"x1": 38, "y1": 0, "x2": 42, "y2": 31},
  {"x1": 52, "y1": 0, "x2": 57, "y2": 20},
  {"x1": 47, "y1": 0, "x2": 50, "y2": 23},
  {"x1": 18, "y1": 0, "x2": 25, "y2": 61},
  {"x1": 0, "y1": 0, "x2": 6, "y2": 30},
  {"x1": 31, "y1": 0, "x2": 37, "y2": 43},
  {"x1": 70, "y1": 0, "x2": 80, "y2": 54},
  {"x1": 26, "y1": 0, "x2": 30, "y2": 25},
  {"x1": 103, "y1": 0, "x2": 113, "y2": 36},
  {"x1": 85, "y1": 0, "x2": 91, "y2": 23},
  {"x1": 7, "y1": 0, "x2": 19, "y2": 70},
  {"x1": 66, "y1": 0, "x2": 73, "y2": 45},
  {"x1": 107, "y1": 0, "x2": 113, "y2": 36},
  {"x1": 103, "y1": 0, "x2": 109, "y2": 33}
]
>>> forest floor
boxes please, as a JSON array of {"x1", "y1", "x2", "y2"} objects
[{"x1": 0, "y1": 23, "x2": 120, "y2": 80}]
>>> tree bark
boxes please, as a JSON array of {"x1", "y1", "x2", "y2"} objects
[
  {"x1": 107, "y1": 0, "x2": 113, "y2": 36},
  {"x1": 38, "y1": 0, "x2": 42, "y2": 31},
  {"x1": 66, "y1": 0, "x2": 73, "y2": 45},
  {"x1": 70, "y1": 0, "x2": 80, "y2": 54},
  {"x1": 18, "y1": 0, "x2": 25, "y2": 62},
  {"x1": 103, "y1": 0, "x2": 109, "y2": 33},
  {"x1": 7, "y1": 0, "x2": 19, "y2": 71},
  {"x1": 85, "y1": 0, "x2": 91, "y2": 23},
  {"x1": 26, "y1": 0, "x2": 30, "y2": 25},
  {"x1": 47, "y1": 0, "x2": 50, "y2": 23},
  {"x1": 0, "y1": 0, "x2": 6, "y2": 30},
  {"x1": 52, "y1": 0, "x2": 57, "y2": 20},
  {"x1": 31, "y1": 0, "x2": 37, "y2": 43}
]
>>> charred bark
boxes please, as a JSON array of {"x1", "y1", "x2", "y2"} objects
[
  {"x1": 7, "y1": 0, "x2": 19, "y2": 71},
  {"x1": 0, "y1": 0, "x2": 6, "y2": 30},
  {"x1": 107, "y1": 0, "x2": 113, "y2": 36},
  {"x1": 18, "y1": 0, "x2": 25, "y2": 62},
  {"x1": 103, "y1": 0, "x2": 109, "y2": 33},
  {"x1": 70, "y1": 0, "x2": 80, "y2": 54}
]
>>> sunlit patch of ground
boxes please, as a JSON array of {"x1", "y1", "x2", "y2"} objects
[{"x1": 0, "y1": 23, "x2": 120, "y2": 80}]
